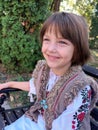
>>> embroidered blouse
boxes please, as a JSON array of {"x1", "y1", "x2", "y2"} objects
[{"x1": 28, "y1": 70, "x2": 91, "y2": 130}]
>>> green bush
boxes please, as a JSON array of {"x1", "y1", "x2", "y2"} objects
[
  {"x1": 0, "y1": 0, "x2": 51, "y2": 73},
  {"x1": 89, "y1": 3, "x2": 98, "y2": 49}
]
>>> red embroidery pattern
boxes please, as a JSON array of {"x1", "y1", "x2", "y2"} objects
[{"x1": 72, "y1": 87, "x2": 91, "y2": 130}]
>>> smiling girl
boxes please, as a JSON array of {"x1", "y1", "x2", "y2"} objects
[{"x1": 0, "y1": 12, "x2": 98, "y2": 130}]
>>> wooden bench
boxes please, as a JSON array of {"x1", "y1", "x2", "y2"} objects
[{"x1": 0, "y1": 65, "x2": 98, "y2": 130}]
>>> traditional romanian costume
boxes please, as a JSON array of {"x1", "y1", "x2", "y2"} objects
[{"x1": 5, "y1": 60, "x2": 98, "y2": 130}]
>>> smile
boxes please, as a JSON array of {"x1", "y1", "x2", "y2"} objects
[{"x1": 47, "y1": 55, "x2": 60, "y2": 61}]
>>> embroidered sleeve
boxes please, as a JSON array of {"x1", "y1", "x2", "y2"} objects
[
  {"x1": 28, "y1": 78, "x2": 36, "y2": 102},
  {"x1": 51, "y1": 85, "x2": 91, "y2": 130}
]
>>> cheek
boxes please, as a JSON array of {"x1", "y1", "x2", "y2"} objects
[
  {"x1": 41, "y1": 45, "x2": 46, "y2": 54},
  {"x1": 71, "y1": 49, "x2": 76, "y2": 63},
  {"x1": 62, "y1": 48, "x2": 74, "y2": 60}
]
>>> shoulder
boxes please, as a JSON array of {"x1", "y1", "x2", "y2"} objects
[
  {"x1": 35, "y1": 60, "x2": 47, "y2": 68},
  {"x1": 32, "y1": 60, "x2": 47, "y2": 78},
  {"x1": 33, "y1": 60, "x2": 47, "y2": 72},
  {"x1": 77, "y1": 70, "x2": 97, "y2": 86}
]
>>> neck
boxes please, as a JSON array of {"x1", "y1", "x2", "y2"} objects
[{"x1": 51, "y1": 66, "x2": 71, "y2": 76}]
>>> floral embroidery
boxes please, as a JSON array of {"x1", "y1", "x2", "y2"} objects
[{"x1": 72, "y1": 87, "x2": 91, "y2": 130}]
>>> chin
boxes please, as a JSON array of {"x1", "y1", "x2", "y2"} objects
[{"x1": 47, "y1": 62, "x2": 57, "y2": 69}]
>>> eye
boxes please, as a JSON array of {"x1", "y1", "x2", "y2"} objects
[
  {"x1": 43, "y1": 38, "x2": 50, "y2": 41},
  {"x1": 59, "y1": 41, "x2": 66, "y2": 44},
  {"x1": 43, "y1": 37, "x2": 50, "y2": 45},
  {"x1": 57, "y1": 40, "x2": 69, "y2": 47}
]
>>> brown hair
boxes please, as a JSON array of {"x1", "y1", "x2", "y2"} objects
[{"x1": 40, "y1": 12, "x2": 91, "y2": 66}]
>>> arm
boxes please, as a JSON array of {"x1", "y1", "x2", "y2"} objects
[
  {"x1": 0, "y1": 81, "x2": 30, "y2": 91},
  {"x1": 51, "y1": 85, "x2": 91, "y2": 130},
  {"x1": 0, "y1": 60, "x2": 42, "y2": 92},
  {"x1": 0, "y1": 78, "x2": 36, "y2": 103}
]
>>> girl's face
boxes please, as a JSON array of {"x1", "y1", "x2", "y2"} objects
[{"x1": 41, "y1": 29, "x2": 74, "y2": 76}]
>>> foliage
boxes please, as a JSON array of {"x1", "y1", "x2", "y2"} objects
[
  {"x1": 89, "y1": 3, "x2": 98, "y2": 49},
  {"x1": 0, "y1": 0, "x2": 51, "y2": 73},
  {"x1": 74, "y1": 0, "x2": 98, "y2": 49},
  {"x1": 0, "y1": 0, "x2": 97, "y2": 74},
  {"x1": 61, "y1": 0, "x2": 98, "y2": 49}
]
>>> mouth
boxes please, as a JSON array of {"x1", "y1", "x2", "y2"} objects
[{"x1": 47, "y1": 54, "x2": 60, "y2": 61}]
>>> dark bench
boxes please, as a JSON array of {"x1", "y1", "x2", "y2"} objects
[
  {"x1": 0, "y1": 89, "x2": 34, "y2": 129},
  {"x1": 0, "y1": 64, "x2": 98, "y2": 130}
]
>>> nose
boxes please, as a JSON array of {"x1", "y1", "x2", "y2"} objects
[{"x1": 48, "y1": 42, "x2": 57, "y2": 52}]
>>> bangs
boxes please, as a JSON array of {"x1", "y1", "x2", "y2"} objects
[
  {"x1": 40, "y1": 13, "x2": 71, "y2": 42},
  {"x1": 45, "y1": 23, "x2": 63, "y2": 38}
]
